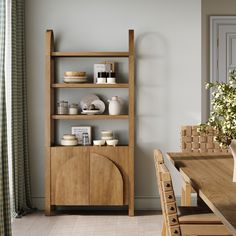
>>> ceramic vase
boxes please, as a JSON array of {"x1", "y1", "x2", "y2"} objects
[
  {"x1": 229, "y1": 139, "x2": 236, "y2": 182},
  {"x1": 108, "y1": 96, "x2": 121, "y2": 115}
]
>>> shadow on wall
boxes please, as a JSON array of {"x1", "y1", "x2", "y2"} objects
[{"x1": 134, "y1": 32, "x2": 171, "y2": 197}]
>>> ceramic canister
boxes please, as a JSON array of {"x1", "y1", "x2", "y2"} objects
[
  {"x1": 108, "y1": 96, "x2": 121, "y2": 115},
  {"x1": 107, "y1": 72, "x2": 116, "y2": 84}
]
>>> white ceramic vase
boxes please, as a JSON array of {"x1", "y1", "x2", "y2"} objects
[
  {"x1": 108, "y1": 96, "x2": 121, "y2": 115},
  {"x1": 229, "y1": 139, "x2": 236, "y2": 182}
]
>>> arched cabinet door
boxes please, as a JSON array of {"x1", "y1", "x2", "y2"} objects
[
  {"x1": 51, "y1": 147, "x2": 89, "y2": 205},
  {"x1": 90, "y1": 153, "x2": 124, "y2": 205}
]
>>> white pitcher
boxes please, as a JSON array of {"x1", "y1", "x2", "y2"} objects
[{"x1": 108, "y1": 96, "x2": 121, "y2": 115}]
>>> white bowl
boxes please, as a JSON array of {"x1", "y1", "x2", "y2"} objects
[
  {"x1": 93, "y1": 140, "x2": 106, "y2": 146},
  {"x1": 101, "y1": 136, "x2": 113, "y2": 140},
  {"x1": 61, "y1": 139, "x2": 78, "y2": 146},
  {"x1": 101, "y1": 130, "x2": 113, "y2": 136},
  {"x1": 63, "y1": 134, "x2": 77, "y2": 140},
  {"x1": 106, "y1": 139, "x2": 119, "y2": 146}
]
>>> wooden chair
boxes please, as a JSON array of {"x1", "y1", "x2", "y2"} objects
[
  {"x1": 181, "y1": 125, "x2": 229, "y2": 153},
  {"x1": 153, "y1": 149, "x2": 231, "y2": 236},
  {"x1": 180, "y1": 125, "x2": 229, "y2": 206}
]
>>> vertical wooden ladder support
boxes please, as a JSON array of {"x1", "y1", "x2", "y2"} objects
[
  {"x1": 45, "y1": 30, "x2": 55, "y2": 215},
  {"x1": 128, "y1": 29, "x2": 135, "y2": 216}
]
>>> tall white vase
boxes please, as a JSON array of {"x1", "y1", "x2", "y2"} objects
[
  {"x1": 229, "y1": 139, "x2": 236, "y2": 182},
  {"x1": 108, "y1": 96, "x2": 121, "y2": 115}
]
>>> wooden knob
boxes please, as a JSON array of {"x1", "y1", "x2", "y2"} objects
[
  {"x1": 165, "y1": 183, "x2": 171, "y2": 187},
  {"x1": 172, "y1": 218, "x2": 177, "y2": 223},
  {"x1": 168, "y1": 195, "x2": 173, "y2": 199},
  {"x1": 174, "y1": 230, "x2": 179, "y2": 234},
  {"x1": 170, "y1": 206, "x2": 175, "y2": 211}
]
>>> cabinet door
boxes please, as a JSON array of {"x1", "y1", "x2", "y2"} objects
[
  {"x1": 90, "y1": 146, "x2": 129, "y2": 204},
  {"x1": 51, "y1": 147, "x2": 89, "y2": 205},
  {"x1": 90, "y1": 152, "x2": 124, "y2": 205}
]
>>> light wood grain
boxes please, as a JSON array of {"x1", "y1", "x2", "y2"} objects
[
  {"x1": 45, "y1": 30, "x2": 54, "y2": 215},
  {"x1": 52, "y1": 114, "x2": 129, "y2": 120},
  {"x1": 128, "y1": 29, "x2": 135, "y2": 216},
  {"x1": 51, "y1": 147, "x2": 89, "y2": 205},
  {"x1": 52, "y1": 83, "x2": 129, "y2": 88},
  {"x1": 90, "y1": 146, "x2": 129, "y2": 204},
  {"x1": 167, "y1": 152, "x2": 236, "y2": 235},
  {"x1": 90, "y1": 153, "x2": 123, "y2": 205},
  {"x1": 51, "y1": 51, "x2": 129, "y2": 57}
]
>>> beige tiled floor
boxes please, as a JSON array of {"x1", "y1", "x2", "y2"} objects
[{"x1": 12, "y1": 211, "x2": 163, "y2": 236}]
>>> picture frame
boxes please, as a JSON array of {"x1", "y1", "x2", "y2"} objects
[
  {"x1": 93, "y1": 61, "x2": 115, "y2": 83},
  {"x1": 71, "y1": 126, "x2": 92, "y2": 145}
]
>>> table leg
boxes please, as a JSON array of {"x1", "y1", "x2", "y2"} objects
[{"x1": 181, "y1": 181, "x2": 191, "y2": 206}]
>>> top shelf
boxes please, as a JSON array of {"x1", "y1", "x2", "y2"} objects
[{"x1": 51, "y1": 52, "x2": 130, "y2": 58}]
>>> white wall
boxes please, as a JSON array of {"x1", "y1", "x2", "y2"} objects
[{"x1": 26, "y1": 0, "x2": 201, "y2": 209}]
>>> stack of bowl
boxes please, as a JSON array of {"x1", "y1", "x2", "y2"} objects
[
  {"x1": 64, "y1": 71, "x2": 87, "y2": 83},
  {"x1": 61, "y1": 134, "x2": 78, "y2": 146},
  {"x1": 92, "y1": 130, "x2": 119, "y2": 147}
]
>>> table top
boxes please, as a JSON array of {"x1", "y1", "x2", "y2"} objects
[{"x1": 167, "y1": 152, "x2": 236, "y2": 235}]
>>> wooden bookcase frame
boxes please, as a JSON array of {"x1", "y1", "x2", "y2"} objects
[{"x1": 45, "y1": 29, "x2": 135, "y2": 216}]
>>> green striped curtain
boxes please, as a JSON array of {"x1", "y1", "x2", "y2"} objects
[
  {"x1": 0, "y1": 0, "x2": 12, "y2": 234},
  {"x1": 12, "y1": 0, "x2": 33, "y2": 217}
]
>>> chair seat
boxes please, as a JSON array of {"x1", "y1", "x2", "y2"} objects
[{"x1": 178, "y1": 206, "x2": 222, "y2": 224}]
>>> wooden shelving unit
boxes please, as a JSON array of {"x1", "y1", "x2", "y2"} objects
[{"x1": 45, "y1": 29, "x2": 135, "y2": 216}]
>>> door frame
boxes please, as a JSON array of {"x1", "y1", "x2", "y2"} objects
[{"x1": 210, "y1": 16, "x2": 236, "y2": 83}]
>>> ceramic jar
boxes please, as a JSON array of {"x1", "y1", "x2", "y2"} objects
[
  {"x1": 57, "y1": 101, "x2": 69, "y2": 114},
  {"x1": 108, "y1": 96, "x2": 121, "y2": 115},
  {"x1": 69, "y1": 104, "x2": 79, "y2": 115}
]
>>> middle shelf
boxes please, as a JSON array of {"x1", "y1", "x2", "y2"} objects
[{"x1": 52, "y1": 115, "x2": 129, "y2": 120}]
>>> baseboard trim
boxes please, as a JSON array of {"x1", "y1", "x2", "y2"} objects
[{"x1": 32, "y1": 195, "x2": 190, "y2": 211}]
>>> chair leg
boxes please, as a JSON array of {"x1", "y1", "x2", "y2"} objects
[
  {"x1": 182, "y1": 181, "x2": 191, "y2": 206},
  {"x1": 161, "y1": 222, "x2": 166, "y2": 236}
]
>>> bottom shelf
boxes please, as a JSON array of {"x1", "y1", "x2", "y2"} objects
[{"x1": 51, "y1": 145, "x2": 129, "y2": 148}]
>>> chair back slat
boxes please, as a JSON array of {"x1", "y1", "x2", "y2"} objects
[
  {"x1": 181, "y1": 125, "x2": 229, "y2": 153},
  {"x1": 154, "y1": 149, "x2": 181, "y2": 236}
]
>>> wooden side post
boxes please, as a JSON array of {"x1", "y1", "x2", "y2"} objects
[
  {"x1": 128, "y1": 29, "x2": 135, "y2": 216},
  {"x1": 45, "y1": 29, "x2": 55, "y2": 216}
]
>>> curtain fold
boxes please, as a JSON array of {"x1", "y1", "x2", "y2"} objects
[
  {"x1": 0, "y1": 0, "x2": 12, "y2": 234},
  {"x1": 11, "y1": 0, "x2": 33, "y2": 217}
]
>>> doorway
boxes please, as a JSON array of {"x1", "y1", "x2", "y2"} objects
[{"x1": 210, "y1": 16, "x2": 236, "y2": 83}]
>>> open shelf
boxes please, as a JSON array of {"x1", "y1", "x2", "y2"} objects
[
  {"x1": 52, "y1": 115, "x2": 129, "y2": 120},
  {"x1": 51, "y1": 145, "x2": 129, "y2": 148},
  {"x1": 51, "y1": 51, "x2": 129, "y2": 58},
  {"x1": 52, "y1": 83, "x2": 129, "y2": 88}
]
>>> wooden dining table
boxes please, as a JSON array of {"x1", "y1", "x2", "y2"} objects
[{"x1": 167, "y1": 152, "x2": 236, "y2": 235}]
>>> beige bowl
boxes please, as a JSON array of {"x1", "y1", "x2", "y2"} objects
[
  {"x1": 106, "y1": 139, "x2": 118, "y2": 146},
  {"x1": 93, "y1": 140, "x2": 106, "y2": 146},
  {"x1": 64, "y1": 71, "x2": 86, "y2": 77},
  {"x1": 63, "y1": 134, "x2": 77, "y2": 140},
  {"x1": 61, "y1": 139, "x2": 78, "y2": 146}
]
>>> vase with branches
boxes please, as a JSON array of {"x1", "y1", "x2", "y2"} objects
[{"x1": 200, "y1": 69, "x2": 236, "y2": 182}]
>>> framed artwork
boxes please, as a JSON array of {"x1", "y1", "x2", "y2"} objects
[{"x1": 71, "y1": 126, "x2": 92, "y2": 145}]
